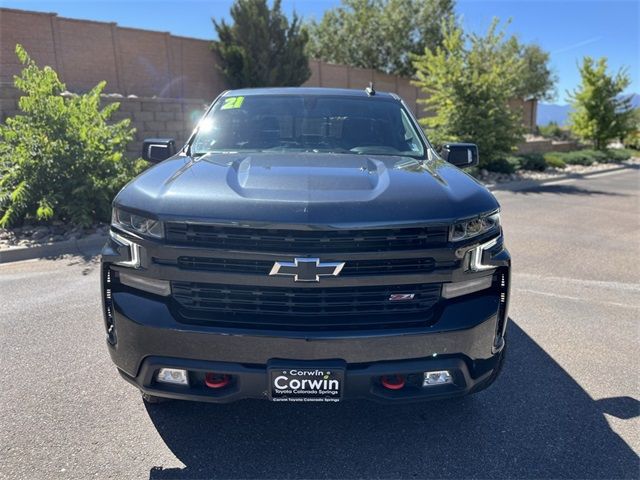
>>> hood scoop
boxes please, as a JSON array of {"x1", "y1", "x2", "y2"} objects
[{"x1": 227, "y1": 154, "x2": 390, "y2": 202}]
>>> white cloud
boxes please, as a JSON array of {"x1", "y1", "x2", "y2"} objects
[{"x1": 552, "y1": 36, "x2": 603, "y2": 54}]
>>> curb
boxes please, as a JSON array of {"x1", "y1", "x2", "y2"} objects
[
  {"x1": 485, "y1": 163, "x2": 634, "y2": 192},
  {"x1": 0, "y1": 234, "x2": 107, "y2": 264}
]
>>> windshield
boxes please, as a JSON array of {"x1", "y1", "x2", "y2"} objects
[{"x1": 191, "y1": 94, "x2": 425, "y2": 158}]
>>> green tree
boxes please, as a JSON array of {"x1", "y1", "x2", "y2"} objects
[
  {"x1": 623, "y1": 107, "x2": 640, "y2": 149},
  {"x1": 538, "y1": 121, "x2": 571, "y2": 140},
  {"x1": 306, "y1": 0, "x2": 455, "y2": 77},
  {"x1": 0, "y1": 45, "x2": 143, "y2": 227},
  {"x1": 568, "y1": 57, "x2": 634, "y2": 149},
  {"x1": 412, "y1": 19, "x2": 526, "y2": 165},
  {"x1": 516, "y1": 43, "x2": 556, "y2": 100},
  {"x1": 212, "y1": 0, "x2": 311, "y2": 88}
]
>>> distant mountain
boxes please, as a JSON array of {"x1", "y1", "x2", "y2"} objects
[
  {"x1": 537, "y1": 93, "x2": 639, "y2": 126},
  {"x1": 537, "y1": 103, "x2": 572, "y2": 126}
]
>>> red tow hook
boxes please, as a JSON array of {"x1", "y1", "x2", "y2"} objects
[
  {"x1": 204, "y1": 372, "x2": 231, "y2": 389},
  {"x1": 380, "y1": 374, "x2": 406, "y2": 390}
]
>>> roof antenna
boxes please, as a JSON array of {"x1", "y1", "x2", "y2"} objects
[{"x1": 365, "y1": 81, "x2": 376, "y2": 96}]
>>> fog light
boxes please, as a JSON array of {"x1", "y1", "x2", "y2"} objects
[
  {"x1": 156, "y1": 368, "x2": 189, "y2": 386},
  {"x1": 423, "y1": 370, "x2": 452, "y2": 386}
]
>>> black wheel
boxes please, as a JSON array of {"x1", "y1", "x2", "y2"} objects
[{"x1": 141, "y1": 392, "x2": 171, "y2": 404}]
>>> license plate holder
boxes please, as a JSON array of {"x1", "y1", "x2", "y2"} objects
[{"x1": 268, "y1": 367, "x2": 344, "y2": 403}]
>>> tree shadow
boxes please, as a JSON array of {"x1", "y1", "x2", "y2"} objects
[
  {"x1": 144, "y1": 321, "x2": 639, "y2": 479},
  {"x1": 596, "y1": 396, "x2": 640, "y2": 420},
  {"x1": 42, "y1": 252, "x2": 100, "y2": 275}
]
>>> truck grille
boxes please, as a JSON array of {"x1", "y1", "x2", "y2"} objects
[
  {"x1": 171, "y1": 282, "x2": 441, "y2": 330},
  {"x1": 157, "y1": 256, "x2": 457, "y2": 276},
  {"x1": 165, "y1": 223, "x2": 449, "y2": 252}
]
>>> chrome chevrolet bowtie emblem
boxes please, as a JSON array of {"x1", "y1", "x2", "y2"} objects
[{"x1": 269, "y1": 258, "x2": 345, "y2": 282}]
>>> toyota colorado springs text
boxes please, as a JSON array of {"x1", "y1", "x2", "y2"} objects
[{"x1": 101, "y1": 87, "x2": 511, "y2": 404}]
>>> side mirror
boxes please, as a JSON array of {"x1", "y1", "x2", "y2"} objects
[
  {"x1": 142, "y1": 138, "x2": 176, "y2": 163},
  {"x1": 440, "y1": 143, "x2": 479, "y2": 168}
]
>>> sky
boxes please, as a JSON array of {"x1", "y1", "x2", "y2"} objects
[{"x1": 1, "y1": 0, "x2": 638, "y2": 103}]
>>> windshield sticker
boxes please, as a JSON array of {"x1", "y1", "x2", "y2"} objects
[{"x1": 221, "y1": 96, "x2": 244, "y2": 110}]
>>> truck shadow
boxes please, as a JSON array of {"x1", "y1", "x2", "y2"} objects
[{"x1": 144, "y1": 321, "x2": 639, "y2": 479}]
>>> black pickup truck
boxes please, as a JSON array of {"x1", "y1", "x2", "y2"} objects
[{"x1": 101, "y1": 87, "x2": 511, "y2": 404}]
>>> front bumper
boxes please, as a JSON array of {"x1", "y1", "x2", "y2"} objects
[
  {"x1": 121, "y1": 352, "x2": 504, "y2": 404},
  {"x1": 107, "y1": 288, "x2": 507, "y2": 403}
]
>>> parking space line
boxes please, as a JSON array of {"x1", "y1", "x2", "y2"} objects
[
  {"x1": 514, "y1": 287, "x2": 639, "y2": 309},
  {"x1": 514, "y1": 273, "x2": 640, "y2": 292}
]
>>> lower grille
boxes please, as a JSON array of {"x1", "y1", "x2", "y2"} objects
[{"x1": 171, "y1": 282, "x2": 441, "y2": 330}]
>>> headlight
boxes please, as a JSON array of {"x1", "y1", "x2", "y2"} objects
[
  {"x1": 112, "y1": 208, "x2": 163, "y2": 239},
  {"x1": 450, "y1": 211, "x2": 500, "y2": 242}
]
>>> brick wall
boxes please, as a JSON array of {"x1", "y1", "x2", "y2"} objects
[
  {"x1": 1, "y1": 7, "x2": 536, "y2": 126},
  {"x1": 0, "y1": 84, "x2": 206, "y2": 157},
  {"x1": 0, "y1": 7, "x2": 225, "y2": 100},
  {"x1": 0, "y1": 7, "x2": 540, "y2": 156},
  {"x1": 304, "y1": 60, "x2": 430, "y2": 118},
  {"x1": 0, "y1": 8, "x2": 431, "y2": 113},
  {"x1": 109, "y1": 96, "x2": 208, "y2": 155}
]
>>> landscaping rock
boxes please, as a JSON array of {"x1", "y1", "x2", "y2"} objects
[
  {"x1": 476, "y1": 157, "x2": 638, "y2": 185},
  {"x1": 31, "y1": 227, "x2": 50, "y2": 240},
  {"x1": 0, "y1": 222, "x2": 109, "y2": 252}
]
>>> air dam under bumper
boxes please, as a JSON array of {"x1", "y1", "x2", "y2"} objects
[{"x1": 108, "y1": 291, "x2": 506, "y2": 403}]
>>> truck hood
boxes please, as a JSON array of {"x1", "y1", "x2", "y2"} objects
[{"x1": 114, "y1": 152, "x2": 499, "y2": 227}]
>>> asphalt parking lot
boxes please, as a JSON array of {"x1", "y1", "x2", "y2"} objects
[{"x1": 1, "y1": 167, "x2": 638, "y2": 479}]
